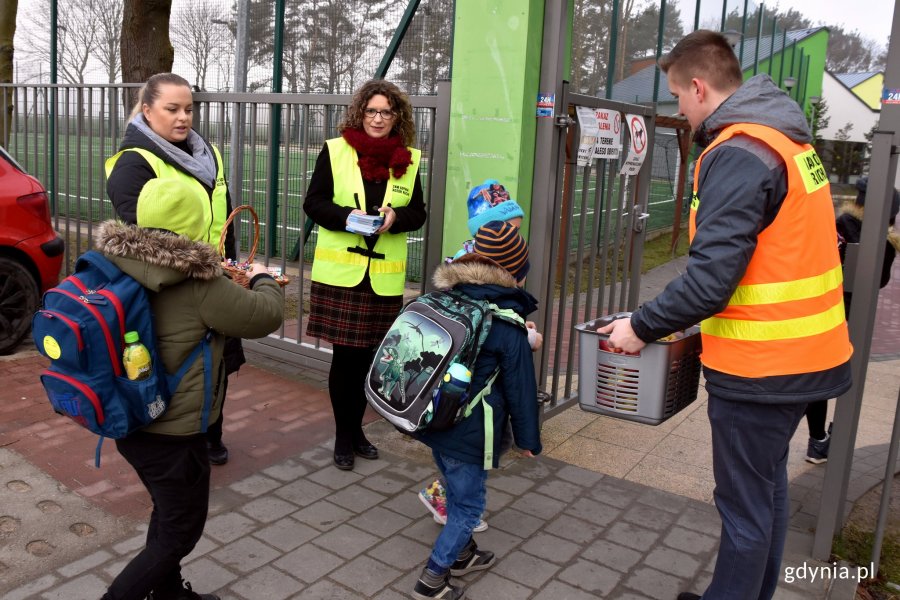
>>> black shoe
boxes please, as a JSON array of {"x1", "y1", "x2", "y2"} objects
[
  {"x1": 207, "y1": 441, "x2": 228, "y2": 466},
  {"x1": 412, "y1": 568, "x2": 465, "y2": 599},
  {"x1": 353, "y1": 442, "x2": 379, "y2": 460},
  {"x1": 450, "y1": 540, "x2": 495, "y2": 576},
  {"x1": 677, "y1": 593, "x2": 701, "y2": 600},
  {"x1": 333, "y1": 450, "x2": 354, "y2": 470}
]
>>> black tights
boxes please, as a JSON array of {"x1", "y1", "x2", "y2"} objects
[
  {"x1": 329, "y1": 344, "x2": 376, "y2": 453},
  {"x1": 805, "y1": 400, "x2": 828, "y2": 440}
]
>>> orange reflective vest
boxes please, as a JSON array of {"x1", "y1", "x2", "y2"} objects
[{"x1": 689, "y1": 123, "x2": 852, "y2": 377}]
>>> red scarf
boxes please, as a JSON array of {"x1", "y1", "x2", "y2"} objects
[{"x1": 342, "y1": 128, "x2": 412, "y2": 181}]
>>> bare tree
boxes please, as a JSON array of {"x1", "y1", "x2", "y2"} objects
[
  {"x1": 93, "y1": 0, "x2": 124, "y2": 83},
  {"x1": 0, "y1": 0, "x2": 16, "y2": 146},
  {"x1": 170, "y1": 0, "x2": 227, "y2": 90},
  {"x1": 20, "y1": 0, "x2": 99, "y2": 84},
  {"x1": 121, "y1": 0, "x2": 174, "y2": 108}
]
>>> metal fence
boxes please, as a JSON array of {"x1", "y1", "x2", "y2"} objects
[{"x1": 0, "y1": 82, "x2": 451, "y2": 371}]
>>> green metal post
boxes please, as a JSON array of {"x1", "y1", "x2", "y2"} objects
[
  {"x1": 652, "y1": 0, "x2": 666, "y2": 102},
  {"x1": 789, "y1": 42, "x2": 797, "y2": 97},
  {"x1": 768, "y1": 16, "x2": 776, "y2": 75},
  {"x1": 721, "y1": 0, "x2": 727, "y2": 31},
  {"x1": 605, "y1": 0, "x2": 620, "y2": 99},
  {"x1": 739, "y1": 0, "x2": 749, "y2": 65},
  {"x1": 266, "y1": 0, "x2": 285, "y2": 257},
  {"x1": 799, "y1": 51, "x2": 809, "y2": 104},
  {"x1": 779, "y1": 29, "x2": 788, "y2": 86},
  {"x1": 694, "y1": 0, "x2": 700, "y2": 31},
  {"x1": 49, "y1": 0, "x2": 58, "y2": 214},
  {"x1": 753, "y1": 4, "x2": 763, "y2": 75},
  {"x1": 375, "y1": 0, "x2": 422, "y2": 79}
]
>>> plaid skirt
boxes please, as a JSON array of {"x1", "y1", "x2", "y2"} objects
[{"x1": 306, "y1": 280, "x2": 403, "y2": 348}]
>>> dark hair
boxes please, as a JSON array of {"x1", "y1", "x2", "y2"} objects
[
  {"x1": 129, "y1": 73, "x2": 192, "y2": 120},
  {"x1": 338, "y1": 79, "x2": 416, "y2": 146},
  {"x1": 659, "y1": 30, "x2": 743, "y2": 93},
  {"x1": 855, "y1": 176, "x2": 900, "y2": 226}
]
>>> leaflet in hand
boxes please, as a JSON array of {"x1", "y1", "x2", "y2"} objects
[{"x1": 346, "y1": 213, "x2": 384, "y2": 235}]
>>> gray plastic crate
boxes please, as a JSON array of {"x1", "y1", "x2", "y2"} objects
[{"x1": 575, "y1": 313, "x2": 702, "y2": 425}]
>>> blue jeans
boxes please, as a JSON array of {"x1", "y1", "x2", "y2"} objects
[
  {"x1": 703, "y1": 394, "x2": 807, "y2": 600},
  {"x1": 429, "y1": 450, "x2": 487, "y2": 571}
]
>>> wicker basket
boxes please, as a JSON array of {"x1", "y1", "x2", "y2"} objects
[{"x1": 218, "y1": 204, "x2": 288, "y2": 288}]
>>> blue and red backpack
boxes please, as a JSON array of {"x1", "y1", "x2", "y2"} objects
[{"x1": 31, "y1": 250, "x2": 211, "y2": 465}]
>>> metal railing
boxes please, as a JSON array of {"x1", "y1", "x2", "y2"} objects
[{"x1": 0, "y1": 82, "x2": 452, "y2": 371}]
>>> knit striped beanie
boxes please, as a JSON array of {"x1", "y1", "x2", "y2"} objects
[{"x1": 473, "y1": 220, "x2": 530, "y2": 282}]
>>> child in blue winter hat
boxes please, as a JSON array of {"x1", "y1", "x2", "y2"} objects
[{"x1": 466, "y1": 179, "x2": 525, "y2": 236}]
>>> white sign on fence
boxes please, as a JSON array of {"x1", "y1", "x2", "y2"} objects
[{"x1": 620, "y1": 113, "x2": 648, "y2": 176}]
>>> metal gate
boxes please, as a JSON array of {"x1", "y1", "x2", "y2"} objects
[{"x1": 530, "y1": 83, "x2": 664, "y2": 416}]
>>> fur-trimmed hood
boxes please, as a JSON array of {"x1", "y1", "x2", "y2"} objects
[
  {"x1": 94, "y1": 220, "x2": 223, "y2": 290},
  {"x1": 839, "y1": 201, "x2": 900, "y2": 252},
  {"x1": 432, "y1": 257, "x2": 518, "y2": 290}
]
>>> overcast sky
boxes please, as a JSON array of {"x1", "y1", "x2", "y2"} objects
[{"x1": 774, "y1": 0, "x2": 894, "y2": 47}]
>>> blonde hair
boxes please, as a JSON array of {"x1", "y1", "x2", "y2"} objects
[{"x1": 129, "y1": 73, "x2": 192, "y2": 120}]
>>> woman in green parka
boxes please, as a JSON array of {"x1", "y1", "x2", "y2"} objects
[{"x1": 97, "y1": 178, "x2": 283, "y2": 600}]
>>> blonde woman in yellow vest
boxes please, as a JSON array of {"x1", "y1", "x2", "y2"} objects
[
  {"x1": 106, "y1": 73, "x2": 240, "y2": 467},
  {"x1": 599, "y1": 31, "x2": 851, "y2": 600},
  {"x1": 304, "y1": 80, "x2": 426, "y2": 471}
]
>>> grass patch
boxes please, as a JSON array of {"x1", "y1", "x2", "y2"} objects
[{"x1": 832, "y1": 525, "x2": 900, "y2": 599}]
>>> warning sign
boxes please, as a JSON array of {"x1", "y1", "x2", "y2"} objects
[
  {"x1": 575, "y1": 106, "x2": 599, "y2": 166},
  {"x1": 620, "y1": 114, "x2": 648, "y2": 176},
  {"x1": 593, "y1": 109, "x2": 622, "y2": 160}
]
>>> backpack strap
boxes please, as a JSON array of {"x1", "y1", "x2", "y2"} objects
[
  {"x1": 487, "y1": 303, "x2": 526, "y2": 329},
  {"x1": 165, "y1": 330, "x2": 215, "y2": 433},
  {"x1": 77, "y1": 250, "x2": 126, "y2": 281},
  {"x1": 463, "y1": 367, "x2": 500, "y2": 470}
]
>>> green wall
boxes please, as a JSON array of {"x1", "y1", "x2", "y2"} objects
[{"x1": 442, "y1": 0, "x2": 545, "y2": 258}]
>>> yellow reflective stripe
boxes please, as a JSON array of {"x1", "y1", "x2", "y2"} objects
[
  {"x1": 313, "y1": 247, "x2": 405, "y2": 273},
  {"x1": 728, "y1": 265, "x2": 843, "y2": 306},
  {"x1": 702, "y1": 300, "x2": 846, "y2": 341},
  {"x1": 793, "y1": 148, "x2": 829, "y2": 194},
  {"x1": 690, "y1": 193, "x2": 699, "y2": 211},
  {"x1": 314, "y1": 247, "x2": 368, "y2": 267},
  {"x1": 369, "y1": 260, "x2": 406, "y2": 274}
]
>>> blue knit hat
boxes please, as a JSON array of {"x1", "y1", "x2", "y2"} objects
[{"x1": 466, "y1": 179, "x2": 525, "y2": 235}]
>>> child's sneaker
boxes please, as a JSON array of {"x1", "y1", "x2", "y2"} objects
[
  {"x1": 806, "y1": 433, "x2": 830, "y2": 464},
  {"x1": 412, "y1": 567, "x2": 465, "y2": 600},
  {"x1": 419, "y1": 480, "x2": 488, "y2": 532},
  {"x1": 450, "y1": 539, "x2": 495, "y2": 576}
]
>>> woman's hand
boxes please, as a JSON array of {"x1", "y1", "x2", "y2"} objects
[
  {"x1": 375, "y1": 206, "x2": 396, "y2": 234},
  {"x1": 346, "y1": 208, "x2": 367, "y2": 227}
]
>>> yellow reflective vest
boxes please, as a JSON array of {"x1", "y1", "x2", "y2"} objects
[
  {"x1": 690, "y1": 123, "x2": 852, "y2": 377},
  {"x1": 105, "y1": 146, "x2": 228, "y2": 248},
  {"x1": 310, "y1": 137, "x2": 421, "y2": 296}
]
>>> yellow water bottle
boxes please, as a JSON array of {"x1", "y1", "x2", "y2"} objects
[{"x1": 122, "y1": 331, "x2": 152, "y2": 381}]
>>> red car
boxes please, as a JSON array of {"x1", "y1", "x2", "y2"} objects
[{"x1": 0, "y1": 146, "x2": 64, "y2": 354}]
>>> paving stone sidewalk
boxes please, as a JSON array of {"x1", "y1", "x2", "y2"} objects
[{"x1": 3, "y1": 432, "x2": 847, "y2": 600}]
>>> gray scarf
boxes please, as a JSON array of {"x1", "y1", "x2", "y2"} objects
[{"x1": 130, "y1": 113, "x2": 217, "y2": 188}]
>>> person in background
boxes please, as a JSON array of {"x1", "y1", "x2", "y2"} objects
[
  {"x1": 598, "y1": 30, "x2": 852, "y2": 600},
  {"x1": 106, "y1": 72, "x2": 240, "y2": 466},
  {"x1": 804, "y1": 176, "x2": 900, "y2": 464},
  {"x1": 98, "y1": 179, "x2": 283, "y2": 600},
  {"x1": 412, "y1": 221, "x2": 542, "y2": 600},
  {"x1": 303, "y1": 79, "x2": 426, "y2": 471}
]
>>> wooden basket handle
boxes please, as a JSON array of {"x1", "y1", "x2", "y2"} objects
[{"x1": 218, "y1": 204, "x2": 259, "y2": 263}]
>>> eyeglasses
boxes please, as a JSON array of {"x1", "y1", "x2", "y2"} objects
[{"x1": 363, "y1": 108, "x2": 395, "y2": 121}]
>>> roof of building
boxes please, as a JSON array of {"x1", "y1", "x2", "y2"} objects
[
  {"x1": 834, "y1": 71, "x2": 881, "y2": 89},
  {"x1": 609, "y1": 27, "x2": 826, "y2": 104}
]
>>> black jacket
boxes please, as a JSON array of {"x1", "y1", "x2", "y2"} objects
[
  {"x1": 631, "y1": 75, "x2": 851, "y2": 404},
  {"x1": 106, "y1": 123, "x2": 237, "y2": 260}
]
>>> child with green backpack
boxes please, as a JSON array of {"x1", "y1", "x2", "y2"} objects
[{"x1": 412, "y1": 220, "x2": 543, "y2": 600}]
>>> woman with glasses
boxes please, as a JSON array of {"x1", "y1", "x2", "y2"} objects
[{"x1": 304, "y1": 79, "x2": 426, "y2": 471}]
